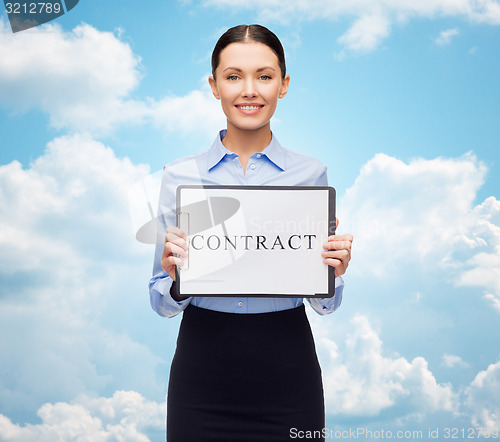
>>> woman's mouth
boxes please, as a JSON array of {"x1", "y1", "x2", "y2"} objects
[{"x1": 235, "y1": 104, "x2": 264, "y2": 114}]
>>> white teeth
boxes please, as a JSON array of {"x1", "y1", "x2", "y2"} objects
[{"x1": 238, "y1": 106, "x2": 261, "y2": 110}]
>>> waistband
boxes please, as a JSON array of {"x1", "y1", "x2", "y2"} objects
[{"x1": 181, "y1": 303, "x2": 308, "y2": 332}]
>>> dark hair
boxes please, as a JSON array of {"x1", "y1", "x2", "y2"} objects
[{"x1": 211, "y1": 24, "x2": 286, "y2": 80}]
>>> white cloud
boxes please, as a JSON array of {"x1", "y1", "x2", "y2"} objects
[
  {"x1": 465, "y1": 361, "x2": 500, "y2": 432},
  {"x1": 442, "y1": 354, "x2": 469, "y2": 368},
  {"x1": 0, "y1": 133, "x2": 149, "y2": 275},
  {"x1": 338, "y1": 152, "x2": 500, "y2": 312},
  {"x1": 0, "y1": 20, "x2": 224, "y2": 136},
  {"x1": 339, "y1": 152, "x2": 487, "y2": 277},
  {"x1": 337, "y1": 15, "x2": 391, "y2": 53},
  {"x1": 309, "y1": 313, "x2": 457, "y2": 418},
  {"x1": 0, "y1": 20, "x2": 145, "y2": 133},
  {"x1": 0, "y1": 134, "x2": 174, "y2": 418},
  {"x1": 0, "y1": 391, "x2": 164, "y2": 441},
  {"x1": 194, "y1": 0, "x2": 500, "y2": 53},
  {"x1": 150, "y1": 82, "x2": 225, "y2": 137},
  {"x1": 456, "y1": 197, "x2": 500, "y2": 312},
  {"x1": 484, "y1": 293, "x2": 500, "y2": 312},
  {"x1": 435, "y1": 28, "x2": 460, "y2": 45}
]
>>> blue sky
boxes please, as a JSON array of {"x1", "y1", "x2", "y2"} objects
[{"x1": 1, "y1": 0, "x2": 500, "y2": 440}]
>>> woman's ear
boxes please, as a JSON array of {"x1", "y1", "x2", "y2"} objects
[
  {"x1": 278, "y1": 74, "x2": 290, "y2": 99},
  {"x1": 208, "y1": 76, "x2": 220, "y2": 100}
]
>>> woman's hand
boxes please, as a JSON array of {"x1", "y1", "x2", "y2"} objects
[
  {"x1": 321, "y1": 218, "x2": 353, "y2": 278},
  {"x1": 161, "y1": 226, "x2": 188, "y2": 281}
]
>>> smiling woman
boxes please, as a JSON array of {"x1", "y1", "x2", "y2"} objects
[
  {"x1": 149, "y1": 24, "x2": 353, "y2": 441},
  {"x1": 207, "y1": 26, "x2": 290, "y2": 171}
]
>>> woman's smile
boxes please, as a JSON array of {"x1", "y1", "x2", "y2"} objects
[{"x1": 235, "y1": 102, "x2": 265, "y2": 115}]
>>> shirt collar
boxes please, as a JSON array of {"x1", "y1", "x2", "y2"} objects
[{"x1": 207, "y1": 129, "x2": 286, "y2": 171}]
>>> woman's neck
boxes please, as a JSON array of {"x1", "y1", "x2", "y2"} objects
[{"x1": 222, "y1": 121, "x2": 272, "y2": 158}]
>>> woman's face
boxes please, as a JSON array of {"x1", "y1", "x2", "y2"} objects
[{"x1": 209, "y1": 42, "x2": 290, "y2": 133}]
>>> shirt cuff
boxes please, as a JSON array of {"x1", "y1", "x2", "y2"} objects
[
  {"x1": 308, "y1": 276, "x2": 344, "y2": 315},
  {"x1": 150, "y1": 277, "x2": 191, "y2": 318}
]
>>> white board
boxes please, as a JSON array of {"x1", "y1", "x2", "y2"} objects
[{"x1": 176, "y1": 185, "x2": 336, "y2": 297}]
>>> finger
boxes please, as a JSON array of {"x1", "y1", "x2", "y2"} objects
[
  {"x1": 321, "y1": 249, "x2": 350, "y2": 262},
  {"x1": 166, "y1": 233, "x2": 188, "y2": 251},
  {"x1": 322, "y1": 240, "x2": 352, "y2": 251},
  {"x1": 336, "y1": 218, "x2": 340, "y2": 229},
  {"x1": 166, "y1": 228, "x2": 187, "y2": 242},
  {"x1": 323, "y1": 257, "x2": 348, "y2": 277},
  {"x1": 326, "y1": 233, "x2": 353, "y2": 242},
  {"x1": 323, "y1": 240, "x2": 352, "y2": 251},
  {"x1": 162, "y1": 255, "x2": 185, "y2": 269},
  {"x1": 325, "y1": 235, "x2": 353, "y2": 247},
  {"x1": 323, "y1": 257, "x2": 342, "y2": 267},
  {"x1": 323, "y1": 258, "x2": 346, "y2": 277},
  {"x1": 164, "y1": 241, "x2": 188, "y2": 258},
  {"x1": 166, "y1": 226, "x2": 187, "y2": 239}
]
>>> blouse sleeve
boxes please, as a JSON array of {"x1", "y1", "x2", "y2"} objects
[{"x1": 148, "y1": 165, "x2": 192, "y2": 318}]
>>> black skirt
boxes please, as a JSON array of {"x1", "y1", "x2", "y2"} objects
[{"x1": 167, "y1": 304, "x2": 325, "y2": 442}]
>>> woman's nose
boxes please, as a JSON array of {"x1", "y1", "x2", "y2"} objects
[{"x1": 242, "y1": 79, "x2": 258, "y2": 97}]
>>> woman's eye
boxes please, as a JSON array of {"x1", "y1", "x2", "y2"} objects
[
  {"x1": 260, "y1": 75, "x2": 271, "y2": 80},
  {"x1": 227, "y1": 75, "x2": 239, "y2": 81}
]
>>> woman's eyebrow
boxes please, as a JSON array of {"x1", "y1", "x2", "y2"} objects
[{"x1": 222, "y1": 66, "x2": 276, "y2": 72}]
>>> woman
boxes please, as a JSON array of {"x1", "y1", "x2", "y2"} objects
[{"x1": 149, "y1": 24, "x2": 353, "y2": 441}]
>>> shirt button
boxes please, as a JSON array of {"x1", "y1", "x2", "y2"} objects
[
  {"x1": 250, "y1": 164, "x2": 256, "y2": 170},
  {"x1": 256, "y1": 154, "x2": 261, "y2": 158},
  {"x1": 238, "y1": 301, "x2": 243, "y2": 307}
]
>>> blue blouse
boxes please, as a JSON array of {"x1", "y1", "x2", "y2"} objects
[{"x1": 149, "y1": 130, "x2": 344, "y2": 318}]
